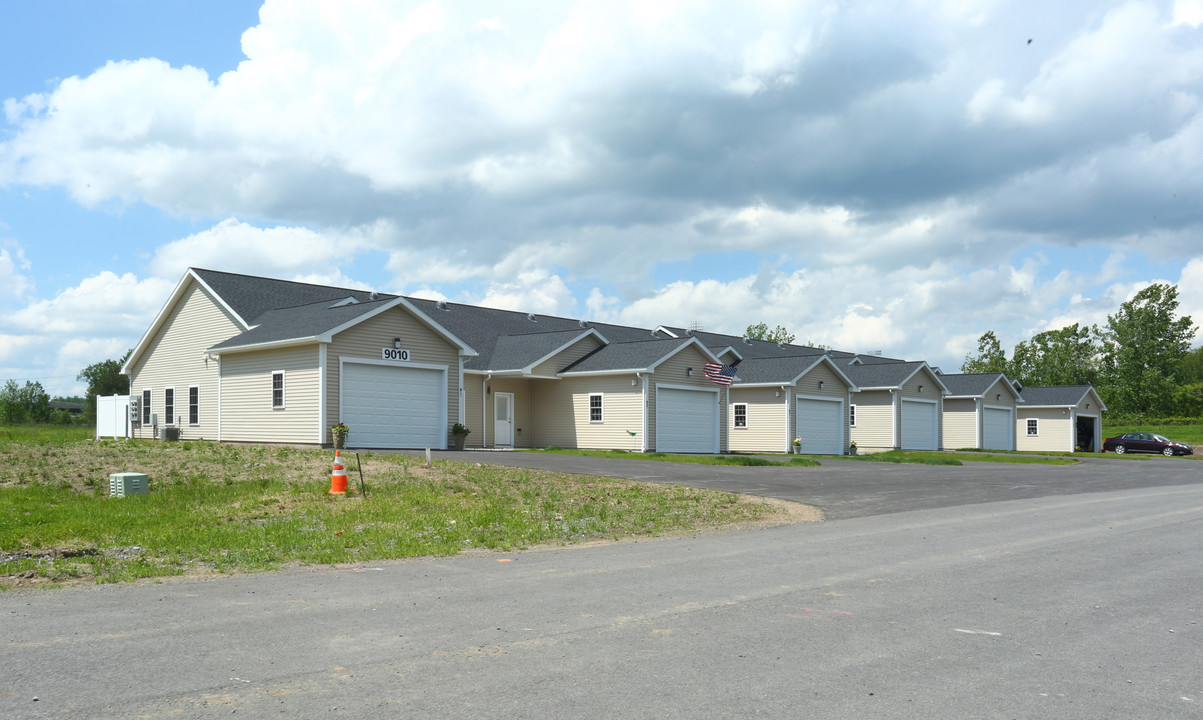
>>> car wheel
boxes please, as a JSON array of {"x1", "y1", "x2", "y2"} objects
[
  {"x1": 1115, "y1": 445, "x2": 1125, "y2": 454},
  {"x1": 1163, "y1": 447, "x2": 1174, "y2": 457}
]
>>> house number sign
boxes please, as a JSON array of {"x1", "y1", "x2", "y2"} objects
[{"x1": 382, "y1": 348, "x2": 411, "y2": 361}]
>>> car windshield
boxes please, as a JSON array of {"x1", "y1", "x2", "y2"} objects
[{"x1": 1153, "y1": 434, "x2": 1170, "y2": 443}]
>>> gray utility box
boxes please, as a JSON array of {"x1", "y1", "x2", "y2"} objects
[
  {"x1": 110, "y1": 472, "x2": 149, "y2": 497},
  {"x1": 160, "y1": 427, "x2": 180, "y2": 441}
]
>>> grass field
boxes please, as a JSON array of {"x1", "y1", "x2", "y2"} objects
[{"x1": 0, "y1": 428, "x2": 806, "y2": 589}]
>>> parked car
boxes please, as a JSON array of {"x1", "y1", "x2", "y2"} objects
[{"x1": 1102, "y1": 432, "x2": 1194, "y2": 456}]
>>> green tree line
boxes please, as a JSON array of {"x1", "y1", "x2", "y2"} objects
[
  {"x1": 1, "y1": 350, "x2": 130, "y2": 425},
  {"x1": 962, "y1": 283, "x2": 1201, "y2": 418}
]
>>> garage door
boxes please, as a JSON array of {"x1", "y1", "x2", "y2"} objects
[
  {"x1": 656, "y1": 387, "x2": 718, "y2": 453},
  {"x1": 901, "y1": 400, "x2": 937, "y2": 450},
  {"x1": 796, "y1": 398, "x2": 843, "y2": 455},
  {"x1": 982, "y1": 407, "x2": 1013, "y2": 450},
  {"x1": 341, "y1": 362, "x2": 446, "y2": 448}
]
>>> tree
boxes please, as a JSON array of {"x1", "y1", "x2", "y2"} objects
[
  {"x1": 0, "y1": 380, "x2": 51, "y2": 424},
  {"x1": 1097, "y1": 283, "x2": 1197, "y2": 416},
  {"x1": 961, "y1": 331, "x2": 1010, "y2": 375},
  {"x1": 77, "y1": 351, "x2": 131, "y2": 421},
  {"x1": 1009, "y1": 323, "x2": 1100, "y2": 387},
  {"x1": 745, "y1": 322, "x2": 796, "y2": 345}
]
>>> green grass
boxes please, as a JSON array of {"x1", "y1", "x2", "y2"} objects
[
  {"x1": 522, "y1": 447, "x2": 822, "y2": 467},
  {"x1": 0, "y1": 433, "x2": 792, "y2": 588},
  {"x1": 811, "y1": 450, "x2": 964, "y2": 466},
  {"x1": 0, "y1": 424, "x2": 93, "y2": 446}
]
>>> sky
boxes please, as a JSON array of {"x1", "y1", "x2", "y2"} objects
[{"x1": 3, "y1": 0, "x2": 1203, "y2": 398}]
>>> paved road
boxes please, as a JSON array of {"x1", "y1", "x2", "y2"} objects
[
  {"x1": 395, "y1": 449, "x2": 1203, "y2": 520},
  {"x1": 4, "y1": 454, "x2": 1202, "y2": 719},
  {"x1": 4, "y1": 482, "x2": 1202, "y2": 719}
]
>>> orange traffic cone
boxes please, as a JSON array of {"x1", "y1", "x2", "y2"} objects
[{"x1": 329, "y1": 450, "x2": 350, "y2": 495}]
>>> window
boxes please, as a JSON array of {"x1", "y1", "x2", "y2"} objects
[
  {"x1": 142, "y1": 389, "x2": 151, "y2": 424},
  {"x1": 733, "y1": 403, "x2": 748, "y2": 428},
  {"x1": 849, "y1": 404, "x2": 857, "y2": 428},
  {"x1": 188, "y1": 387, "x2": 199, "y2": 425},
  {"x1": 164, "y1": 388, "x2": 175, "y2": 425},
  {"x1": 272, "y1": 371, "x2": 285, "y2": 409},
  {"x1": 1026, "y1": 418, "x2": 1038, "y2": 436},
  {"x1": 589, "y1": 393, "x2": 603, "y2": 422}
]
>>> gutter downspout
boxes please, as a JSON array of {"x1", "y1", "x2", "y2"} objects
[
  {"x1": 783, "y1": 386, "x2": 790, "y2": 453},
  {"x1": 891, "y1": 388, "x2": 899, "y2": 449},
  {"x1": 639, "y1": 373, "x2": 649, "y2": 452},
  {"x1": 483, "y1": 372, "x2": 491, "y2": 449}
]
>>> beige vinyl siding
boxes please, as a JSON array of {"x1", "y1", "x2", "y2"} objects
[
  {"x1": 647, "y1": 346, "x2": 728, "y2": 452},
  {"x1": 849, "y1": 390, "x2": 894, "y2": 450},
  {"x1": 483, "y1": 377, "x2": 533, "y2": 448},
  {"x1": 220, "y1": 346, "x2": 321, "y2": 443},
  {"x1": 327, "y1": 306, "x2": 460, "y2": 446},
  {"x1": 1016, "y1": 408, "x2": 1070, "y2": 452},
  {"x1": 790, "y1": 362, "x2": 852, "y2": 452},
  {"x1": 464, "y1": 373, "x2": 486, "y2": 448},
  {"x1": 528, "y1": 376, "x2": 643, "y2": 450},
  {"x1": 127, "y1": 280, "x2": 240, "y2": 441},
  {"x1": 728, "y1": 387, "x2": 786, "y2": 452},
  {"x1": 942, "y1": 398, "x2": 979, "y2": 449},
  {"x1": 529, "y1": 336, "x2": 603, "y2": 376}
]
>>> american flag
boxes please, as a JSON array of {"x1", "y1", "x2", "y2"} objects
[{"x1": 703, "y1": 362, "x2": 737, "y2": 386}]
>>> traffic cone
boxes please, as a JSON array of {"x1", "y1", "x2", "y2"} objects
[{"x1": 329, "y1": 450, "x2": 350, "y2": 495}]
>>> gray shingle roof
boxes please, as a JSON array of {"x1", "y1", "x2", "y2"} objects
[
  {"x1": 194, "y1": 268, "x2": 383, "y2": 325},
  {"x1": 1018, "y1": 385, "x2": 1099, "y2": 407},
  {"x1": 844, "y1": 361, "x2": 930, "y2": 388},
  {"x1": 939, "y1": 372, "x2": 1014, "y2": 398},
  {"x1": 208, "y1": 296, "x2": 395, "y2": 350},
  {"x1": 488, "y1": 329, "x2": 600, "y2": 372},
  {"x1": 560, "y1": 337, "x2": 699, "y2": 373},
  {"x1": 729, "y1": 355, "x2": 849, "y2": 386}
]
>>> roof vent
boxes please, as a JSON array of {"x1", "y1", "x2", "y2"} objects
[
  {"x1": 369, "y1": 291, "x2": 379, "y2": 300},
  {"x1": 742, "y1": 336, "x2": 753, "y2": 345},
  {"x1": 777, "y1": 342, "x2": 787, "y2": 349},
  {"x1": 436, "y1": 300, "x2": 449, "y2": 311},
  {"x1": 684, "y1": 328, "x2": 693, "y2": 336},
  {"x1": 578, "y1": 319, "x2": 589, "y2": 328},
  {"x1": 650, "y1": 329, "x2": 659, "y2": 337},
  {"x1": 527, "y1": 312, "x2": 538, "y2": 322}
]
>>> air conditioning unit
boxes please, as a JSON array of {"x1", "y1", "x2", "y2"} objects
[
  {"x1": 160, "y1": 427, "x2": 180, "y2": 441},
  {"x1": 109, "y1": 472, "x2": 149, "y2": 497}
]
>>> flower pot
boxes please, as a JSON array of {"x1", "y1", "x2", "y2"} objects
[
  {"x1": 792, "y1": 445, "x2": 801, "y2": 454},
  {"x1": 334, "y1": 436, "x2": 346, "y2": 450},
  {"x1": 453, "y1": 434, "x2": 466, "y2": 451}
]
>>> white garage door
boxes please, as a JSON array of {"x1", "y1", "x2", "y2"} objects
[
  {"x1": 656, "y1": 387, "x2": 718, "y2": 453},
  {"x1": 982, "y1": 407, "x2": 1013, "y2": 450},
  {"x1": 341, "y1": 362, "x2": 446, "y2": 448},
  {"x1": 796, "y1": 398, "x2": 843, "y2": 455},
  {"x1": 901, "y1": 400, "x2": 938, "y2": 451}
]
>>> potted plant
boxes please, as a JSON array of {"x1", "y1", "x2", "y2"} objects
[
  {"x1": 792, "y1": 436, "x2": 802, "y2": 454},
  {"x1": 849, "y1": 440, "x2": 858, "y2": 456},
  {"x1": 331, "y1": 422, "x2": 349, "y2": 449},
  {"x1": 452, "y1": 422, "x2": 470, "y2": 450}
]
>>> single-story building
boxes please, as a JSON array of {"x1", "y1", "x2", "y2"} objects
[
  {"x1": 938, "y1": 372, "x2": 1023, "y2": 451},
  {"x1": 1015, "y1": 385, "x2": 1107, "y2": 453},
  {"x1": 123, "y1": 269, "x2": 733, "y2": 452},
  {"x1": 844, "y1": 361, "x2": 949, "y2": 452}
]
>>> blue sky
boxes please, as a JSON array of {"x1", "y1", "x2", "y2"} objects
[{"x1": 3, "y1": 0, "x2": 1203, "y2": 397}]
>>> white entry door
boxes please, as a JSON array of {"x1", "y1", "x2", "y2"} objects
[{"x1": 494, "y1": 392, "x2": 514, "y2": 446}]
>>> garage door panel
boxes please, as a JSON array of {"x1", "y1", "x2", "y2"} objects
[
  {"x1": 983, "y1": 408, "x2": 1012, "y2": 450},
  {"x1": 796, "y1": 398, "x2": 842, "y2": 455},
  {"x1": 656, "y1": 388, "x2": 718, "y2": 453},
  {"x1": 901, "y1": 400, "x2": 937, "y2": 451},
  {"x1": 341, "y1": 363, "x2": 446, "y2": 449}
]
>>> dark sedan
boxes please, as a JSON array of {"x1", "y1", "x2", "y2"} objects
[{"x1": 1102, "y1": 432, "x2": 1194, "y2": 456}]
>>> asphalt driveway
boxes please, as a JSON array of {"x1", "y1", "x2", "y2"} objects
[{"x1": 388, "y1": 450, "x2": 1203, "y2": 520}]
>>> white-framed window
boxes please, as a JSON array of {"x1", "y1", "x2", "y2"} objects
[
  {"x1": 733, "y1": 403, "x2": 748, "y2": 428},
  {"x1": 589, "y1": 393, "x2": 604, "y2": 422},
  {"x1": 188, "y1": 386, "x2": 200, "y2": 426},
  {"x1": 164, "y1": 388, "x2": 175, "y2": 425},
  {"x1": 272, "y1": 371, "x2": 285, "y2": 409},
  {"x1": 849, "y1": 404, "x2": 857, "y2": 428},
  {"x1": 1026, "y1": 418, "x2": 1039, "y2": 436},
  {"x1": 142, "y1": 389, "x2": 152, "y2": 424}
]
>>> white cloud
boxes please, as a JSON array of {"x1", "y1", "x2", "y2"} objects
[
  {"x1": 474, "y1": 268, "x2": 577, "y2": 314},
  {"x1": 0, "y1": 244, "x2": 32, "y2": 301}
]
